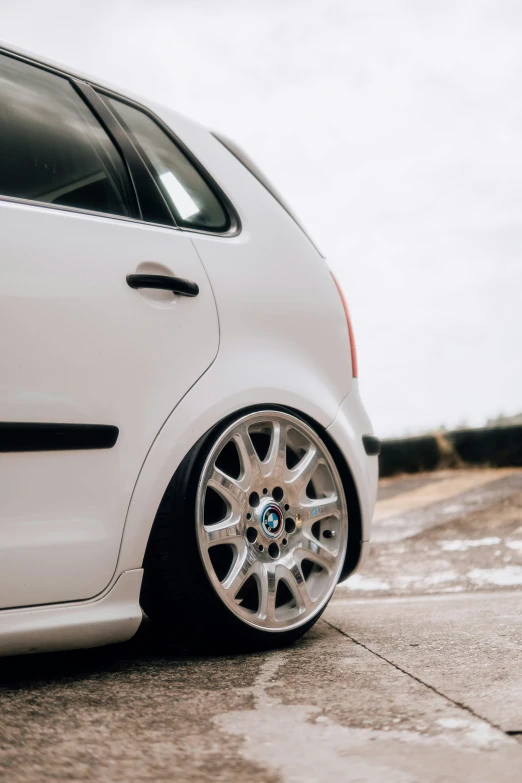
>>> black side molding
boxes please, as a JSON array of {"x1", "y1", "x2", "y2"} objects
[
  {"x1": 0, "y1": 423, "x2": 119, "y2": 452},
  {"x1": 362, "y1": 435, "x2": 381, "y2": 456}
]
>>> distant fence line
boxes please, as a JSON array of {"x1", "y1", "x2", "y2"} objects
[{"x1": 379, "y1": 425, "x2": 522, "y2": 477}]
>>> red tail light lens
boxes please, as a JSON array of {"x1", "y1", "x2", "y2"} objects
[{"x1": 331, "y1": 273, "x2": 358, "y2": 378}]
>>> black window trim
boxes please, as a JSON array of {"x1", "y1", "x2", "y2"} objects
[
  {"x1": 73, "y1": 81, "x2": 175, "y2": 228},
  {"x1": 70, "y1": 81, "x2": 141, "y2": 221},
  {"x1": 94, "y1": 87, "x2": 240, "y2": 237},
  {"x1": 0, "y1": 45, "x2": 241, "y2": 238}
]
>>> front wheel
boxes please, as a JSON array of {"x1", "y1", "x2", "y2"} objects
[{"x1": 141, "y1": 409, "x2": 348, "y2": 652}]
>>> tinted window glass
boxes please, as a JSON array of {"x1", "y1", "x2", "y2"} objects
[
  {"x1": 0, "y1": 54, "x2": 133, "y2": 217},
  {"x1": 107, "y1": 97, "x2": 229, "y2": 232}
]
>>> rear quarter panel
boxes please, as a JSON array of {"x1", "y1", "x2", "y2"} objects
[{"x1": 116, "y1": 107, "x2": 359, "y2": 575}]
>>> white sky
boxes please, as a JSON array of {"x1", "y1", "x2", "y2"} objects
[{"x1": 2, "y1": 0, "x2": 521, "y2": 436}]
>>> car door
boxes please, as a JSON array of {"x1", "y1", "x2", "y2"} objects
[{"x1": 0, "y1": 51, "x2": 221, "y2": 608}]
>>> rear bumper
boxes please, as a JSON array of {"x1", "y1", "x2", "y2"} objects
[{"x1": 327, "y1": 381, "x2": 378, "y2": 560}]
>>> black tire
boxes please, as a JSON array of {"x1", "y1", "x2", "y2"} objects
[{"x1": 140, "y1": 408, "x2": 340, "y2": 653}]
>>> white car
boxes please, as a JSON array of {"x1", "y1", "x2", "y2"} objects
[{"x1": 0, "y1": 42, "x2": 379, "y2": 656}]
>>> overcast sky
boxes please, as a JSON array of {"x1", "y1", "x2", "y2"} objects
[{"x1": 2, "y1": 0, "x2": 521, "y2": 436}]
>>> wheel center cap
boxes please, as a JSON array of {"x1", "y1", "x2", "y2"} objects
[{"x1": 260, "y1": 503, "x2": 284, "y2": 538}]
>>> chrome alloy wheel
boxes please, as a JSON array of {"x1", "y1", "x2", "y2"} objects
[{"x1": 195, "y1": 411, "x2": 348, "y2": 632}]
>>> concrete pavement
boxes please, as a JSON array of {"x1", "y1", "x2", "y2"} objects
[
  {"x1": 1, "y1": 468, "x2": 521, "y2": 781},
  {"x1": 328, "y1": 590, "x2": 522, "y2": 734}
]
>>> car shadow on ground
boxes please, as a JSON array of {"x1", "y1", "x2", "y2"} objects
[
  {"x1": 0, "y1": 622, "x2": 165, "y2": 687},
  {"x1": 0, "y1": 619, "x2": 309, "y2": 689}
]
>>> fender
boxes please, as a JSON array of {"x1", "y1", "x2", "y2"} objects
[{"x1": 114, "y1": 353, "x2": 345, "y2": 577}]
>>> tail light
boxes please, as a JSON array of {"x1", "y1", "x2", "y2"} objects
[{"x1": 331, "y1": 273, "x2": 358, "y2": 378}]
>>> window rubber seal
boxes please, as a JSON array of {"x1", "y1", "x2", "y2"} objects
[{"x1": 73, "y1": 80, "x2": 175, "y2": 228}]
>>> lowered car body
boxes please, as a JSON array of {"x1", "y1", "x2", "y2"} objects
[{"x1": 0, "y1": 41, "x2": 378, "y2": 655}]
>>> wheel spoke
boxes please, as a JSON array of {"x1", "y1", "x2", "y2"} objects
[
  {"x1": 298, "y1": 536, "x2": 337, "y2": 573},
  {"x1": 287, "y1": 446, "x2": 321, "y2": 491},
  {"x1": 222, "y1": 549, "x2": 254, "y2": 596},
  {"x1": 263, "y1": 421, "x2": 288, "y2": 480},
  {"x1": 299, "y1": 496, "x2": 341, "y2": 524},
  {"x1": 207, "y1": 467, "x2": 246, "y2": 514},
  {"x1": 204, "y1": 517, "x2": 243, "y2": 547},
  {"x1": 233, "y1": 426, "x2": 262, "y2": 490},
  {"x1": 279, "y1": 563, "x2": 312, "y2": 611},
  {"x1": 257, "y1": 563, "x2": 277, "y2": 621}
]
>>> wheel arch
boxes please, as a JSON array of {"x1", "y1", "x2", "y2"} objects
[{"x1": 117, "y1": 401, "x2": 363, "y2": 586}]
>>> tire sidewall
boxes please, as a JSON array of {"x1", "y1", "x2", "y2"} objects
[{"x1": 141, "y1": 405, "x2": 344, "y2": 652}]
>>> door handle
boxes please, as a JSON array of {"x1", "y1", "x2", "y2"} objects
[{"x1": 126, "y1": 274, "x2": 199, "y2": 297}]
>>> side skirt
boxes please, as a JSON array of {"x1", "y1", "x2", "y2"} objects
[{"x1": 0, "y1": 569, "x2": 143, "y2": 657}]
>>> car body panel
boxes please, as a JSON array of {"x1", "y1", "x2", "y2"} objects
[
  {"x1": 0, "y1": 200, "x2": 219, "y2": 608},
  {"x1": 327, "y1": 382, "x2": 379, "y2": 545}
]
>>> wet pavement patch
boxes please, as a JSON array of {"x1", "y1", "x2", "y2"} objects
[{"x1": 338, "y1": 471, "x2": 522, "y2": 597}]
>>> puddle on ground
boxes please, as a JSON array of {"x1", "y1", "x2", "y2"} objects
[
  {"x1": 214, "y1": 651, "x2": 518, "y2": 783},
  {"x1": 438, "y1": 537, "x2": 501, "y2": 551},
  {"x1": 467, "y1": 565, "x2": 522, "y2": 586},
  {"x1": 340, "y1": 574, "x2": 391, "y2": 591}
]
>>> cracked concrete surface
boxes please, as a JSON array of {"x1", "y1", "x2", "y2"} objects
[
  {"x1": 1, "y1": 468, "x2": 521, "y2": 781},
  {"x1": 215, "y1": 630, "x2": 519, "y2": 783}
]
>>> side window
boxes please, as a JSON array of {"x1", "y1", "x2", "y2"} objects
[
  {"x1": 106, "y1": 96, "x2": 229, "y2": 232},
  {"x1": 0, "y1": 54, "x2": 134, "y2": 217}
]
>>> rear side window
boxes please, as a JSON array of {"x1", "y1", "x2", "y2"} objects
[
  {"x1": 106, "y1": 96, "x2": 229, "y2": 232},
  {"x1": 0, "y1": 54, "x2": 134, "y2": 217}
]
